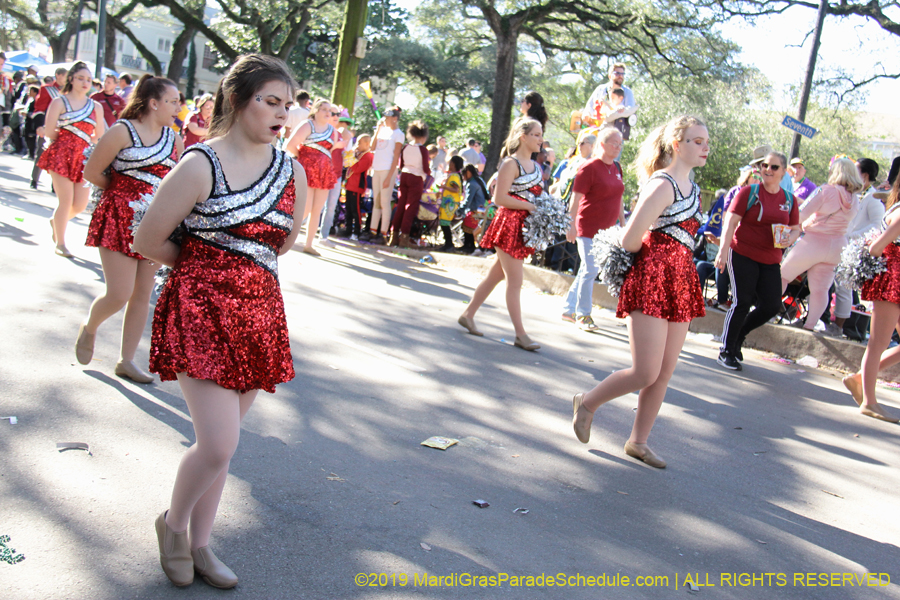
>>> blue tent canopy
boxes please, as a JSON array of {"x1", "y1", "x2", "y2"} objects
[{"x1": 2, "y1": 51, "x2": 49, "y2": 72}]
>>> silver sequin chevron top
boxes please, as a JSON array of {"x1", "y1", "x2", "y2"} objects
[
  {"x1": 648, "y1": 171, "x2": 702, "y2": 250},
  {"x1": 57, "y1": 96, "x2": 96, "y2": 144},
  {"x1": 182, "y1": 143, "x2": 295, "y2": 278},
  {"x1": 112, "y1": 120, "x2": 178, "y2": 189},
  {"x1": 303, "y1": 121, "x2": 335, "y2": 157},
  {"x1": 508, "y1": 158, "x2": 545, "y2": 201}
]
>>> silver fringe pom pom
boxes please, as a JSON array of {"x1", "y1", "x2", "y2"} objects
[
  {"x1": 154, "y1": 266, "x2": 172, "y2": 296},
  {"x1": 521, "y1": 192, "x2": 571, "y2": 252},
  {"x1": 128, "y1": 193, "x2": 154, "y2": 234},
  {"x1": 591, "y1": 225, "x2": 636, "y2": 298},
  {"x1": 835, "y1": 230, "x2": 887, "y2": 290},
  {"x1": 82, "y1": 144, "x2": 103, "y2": 214}
]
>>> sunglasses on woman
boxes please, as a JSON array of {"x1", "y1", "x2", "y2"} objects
[{"x1": 761, "y1": 162, "x2": 781, "y2": 171}]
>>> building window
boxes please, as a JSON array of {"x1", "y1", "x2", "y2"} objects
[
  {"x1": 202, "y1": 45, "x2": 218, "y2": 70},
  {"x1": 157, "y1": 38, "x2": 172, "y2": 52}
]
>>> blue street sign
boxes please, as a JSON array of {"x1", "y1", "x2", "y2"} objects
[{"x1": 782, "y1": 115, "x2": 817, "y2": 139}]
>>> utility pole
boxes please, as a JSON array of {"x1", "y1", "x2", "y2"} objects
[
  {"x1": 790, "y1": 0, "x2": 828, "y2": 159},
  {"x1": 95, "y1": 0, "x2": 107, "y2": 78},
  {"x1": 330, "y1": 0, "x2": 369, "y2": 116}
]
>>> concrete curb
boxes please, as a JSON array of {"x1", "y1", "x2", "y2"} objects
[{"x1": 363, "y1": 243, "x2": 900, "y2": 382}]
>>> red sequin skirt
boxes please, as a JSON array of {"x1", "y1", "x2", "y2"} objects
[
  {"x1": 617, "y1": 231, "x2": 706, "y2": 322},
  {"x1": 86, "y1": 183, "x2": 146, "y2": 259},
  {"x1": 298, "y1": 146, "x2": 338, "y2": 190},
  {"x1": 479, "y1": 206, "x2": 533, "y2": 259},
  {"x1": 150, "y1": 238, "x2": 295, "y2": 393},
  {"x1": 38, "y1": 130, "x2": 90, "y2": 183},
  {"x1": 862, "y1": 243, "x2": 900, "y2": 305}
]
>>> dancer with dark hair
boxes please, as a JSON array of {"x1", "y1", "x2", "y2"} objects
[
  {"x1": 78, "y1": 75, "x2": 183, "y2": 383},
  {"x1": 133, "y1": 54, "x2": 307, "y2": 589},
  {"x1": 572, "y1": 116, "x2": 709, "y2": 468},
  {"x1": 38, "y1": 62, "x2": 106, "y2": 257},
  {"x1": 519, "y1": 91, "x2": 548, "y2": 131}
]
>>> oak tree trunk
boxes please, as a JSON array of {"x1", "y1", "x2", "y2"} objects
[{"x1": 484, "y1": 30, "x2": 519, "y2": 178}]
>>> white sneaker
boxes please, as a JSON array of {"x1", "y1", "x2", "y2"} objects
[{"x1": 349, "y1": 234, "x2": 358, "y2": 241}]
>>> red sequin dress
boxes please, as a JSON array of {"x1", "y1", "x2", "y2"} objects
[
  {"x1": 617, "y1": 172, "x2": 706, "y2": 322},
  {"x1": 297, "y1": 121, "x2": 337, "y2": 189},
  {"x1": 480, "y1": 158, "x2": 543, "y2": 259},
  {"x1": 37, "y1": 95, "x2": 96, "y2": 183},
  {"x1": 862, "y1": 205, "x2": 900, "y2": 304},
  {"x1": 150, "y1": 143, "x2": 296, "y2": 393},
  {"x1": 86, "y1": 121, "x2": 178, "y2": 259}
]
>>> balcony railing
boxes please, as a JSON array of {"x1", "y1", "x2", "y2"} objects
[{"x1": 120, "y1": 55, "x2": 144, "y2": 69}]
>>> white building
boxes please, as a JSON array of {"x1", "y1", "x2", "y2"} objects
[{"x1": 70, "y1": 6, "x2": 223, "y2": 95}]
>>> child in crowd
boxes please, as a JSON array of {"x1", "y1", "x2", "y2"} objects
[
  {"x1": 344, "y1": 134, "x2": 372, "y2": 240},
  {"x1": 438, "y1": 155, "x2": 464, "y2": 251},
  {"x1": 390, "y1": 121, "x2": 430, "y2": 248}
]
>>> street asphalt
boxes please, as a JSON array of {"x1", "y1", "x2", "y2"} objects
[{"x1": 0, "y1": 151, "x2": 898, "y2": 600}]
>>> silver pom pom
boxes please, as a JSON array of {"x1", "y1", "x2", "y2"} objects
[
  {"x1": 128, "y1": 193, "x2": 154, "y2": 234},
  {"x1": 521, "y1": 192, "x2": 571, "y2": 252},
  {"x1": 835, "y1": 230, "x2": 888, "y2": 290},
  {"x1": 154, "y1": 266, "x2": 172, "y2": 295},
  {"x1": 591, "y1": 225, "x2": 636, "y2": 298},
  {"x1": 81, "y1": 144, "x2": 106, "y2": 215}
]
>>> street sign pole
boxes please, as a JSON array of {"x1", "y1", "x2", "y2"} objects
[{"x1": 790, "y1": 0, "x2": 828, "y2": 159}]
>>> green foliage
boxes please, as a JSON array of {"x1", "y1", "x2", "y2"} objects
[
  {"x1": 0, "y1": 535, "x2": 24, "y2": 565},
  {"x1": 529, "y1": 69, "x2": 863, "y2": 204}
]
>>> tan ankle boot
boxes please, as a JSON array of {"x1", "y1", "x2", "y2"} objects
[
  {"x1": 399, "y1": 233, "x2": 412, "y2": 248},
  {"x1": 155, "y1": 511, "x2": 193, "y2": 586},
  {"x1": 387, "y1": 230, "x2": 399, "y2": 246},
  {"x1": 192, "y1": 546, "x2": 238, "y2": 589}
]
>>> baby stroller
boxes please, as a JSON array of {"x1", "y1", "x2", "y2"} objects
[{"x1": 410, "y1": 190, "x2": 441, "y2": 246}]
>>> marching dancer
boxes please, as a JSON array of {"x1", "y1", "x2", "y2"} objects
[
  {"x1": 284, "y1": 98, "x2": 340, "y2": 255},
  {"x1": 133, "y1": 54, "x2": 307, "y2": 588},
  {"x1": 457, "y1": 116, "x2": 543, "y2": 350},
  {"x1": 37, "y1": 62, "x2": 106, "y2": 256},
  {"x1": 572, "y1": 115, "x2": 709, "y2": 468},
  {"x1": 79, "y1": 75, "x2": 183, "y2": 382},
  {"x1": 842, "y1": 175, "x2": 900, "y2": 423}
]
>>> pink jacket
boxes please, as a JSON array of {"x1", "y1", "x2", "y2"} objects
[{"x1": 799, "y1": 184, "x2": 859, "y2": 237}]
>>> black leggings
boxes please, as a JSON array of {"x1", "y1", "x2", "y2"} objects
[
  {"x1": 721, "y1": 249, "x2": 783, "y2": 354},
  {"x1": 344, "y1": 190, "x2": 362, "y2": 237}
]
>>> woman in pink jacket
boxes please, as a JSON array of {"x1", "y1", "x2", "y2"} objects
[{"x1": 780, "y1": 158, "x2": 863, "y2": 331}]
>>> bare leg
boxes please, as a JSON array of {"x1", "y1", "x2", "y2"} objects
[
  {"x1": 165, "y1": 376, "x2": 257, "y2": 540},
  {"x1": 71, "y1": 179, "x2": 90, "y2": 217},
  {"x1": 582, "y1": 311, "x2": 669, "y2": 413},
  {"x1": 50, "y1": 172, "x2": 75, "y2": 251},
  {"x1": 861, "y1": 301, "x2": 900, "y2": 409},
  {"x1": 188, "y1": 390, "x2": 256, "y2": 549},
  {"x1": 495, "y1": 248, "x2": 527, "y2": 337},
  {"x1": 85, "y1": 248, "x2": 138, "y2": 335},
  {"x1": 629, "y1": 320, "x2": 690, "y2": 443},
  {"x1": 303, "y1": 188, "x2": 329, "y2": 249},
  {"x1": 119, "y1": 259, "x2": 157, "y2": 362},
  {"x1": 461, "y1": 255, "x2": 505, "y2": 319}
]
